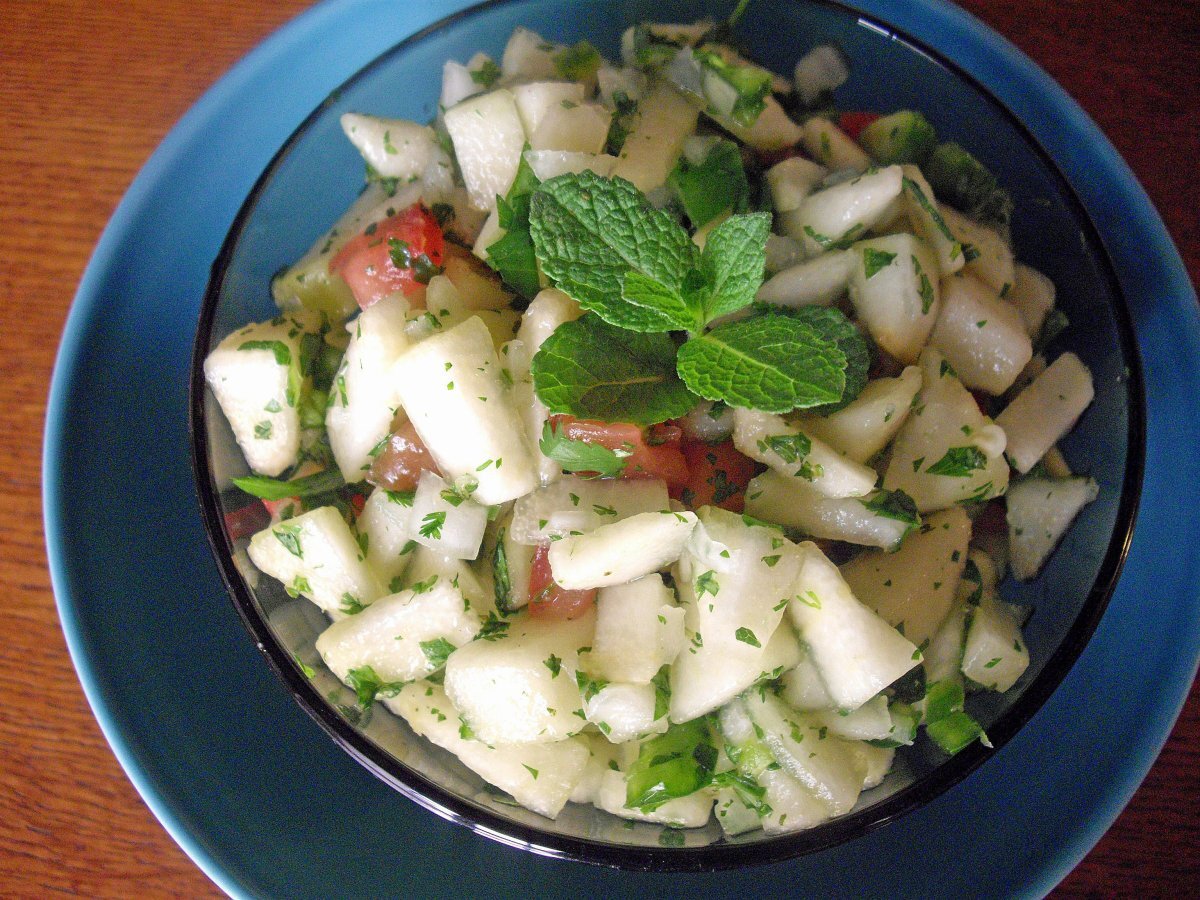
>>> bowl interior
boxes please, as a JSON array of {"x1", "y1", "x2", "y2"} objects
[{"x1": 192, "y1": 0, "x2": 1142, "y2": 870}]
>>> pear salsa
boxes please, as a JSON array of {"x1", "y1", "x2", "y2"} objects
[{"x1": 205, "y1": 20, "x2": 1097, "y2": 836}]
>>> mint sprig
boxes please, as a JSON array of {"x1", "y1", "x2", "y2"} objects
[
  {"x1": 485, "y1": 152, "x2": 541, "y2": 298},
  {"x1": 676, "y1": 315, "x2": 846, "y2": 413},
  {"x1": 525, "y1": 173, "x2": 864, "y2": 421},
  {"x1": 530, "y1": 314, "x2": 697, "y2": 426}
]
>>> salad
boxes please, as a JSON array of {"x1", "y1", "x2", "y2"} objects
[{"x1": 204, "y1": 12, "x2": 1098, "y2": 838}]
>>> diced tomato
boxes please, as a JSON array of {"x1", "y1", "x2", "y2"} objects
[
  {"x1": 528, "y1": 544, "x2": 596, "y2": 621},
  {"x1": 367, "y1": 418, "x2": 440, "y2": 492},
  {"x1": 552, "y1": 415, "x2": 689, "y2": 489},
  {"x1": 672, "y1": 438, "x2": 759, "y2": 513},
  {"x1": 261, "y1": 496, "x2": 301, "y2": 520},
  {"x1": 348, "y1": 491, "x2": 368, "y2": 517},
  {"x1": 223, "y1": 501, "x2": 270, "y2": 540},
  {"x1": 329, "y1": 203, "x2": 445, "y2": 310},
  {"x1": 973, "y1": 499, "x2": 1008, "y2": 537},
  {"x1": 837, "y1": 111, "x2": 881, "y2": 142}
]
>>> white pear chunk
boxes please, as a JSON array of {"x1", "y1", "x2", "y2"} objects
[
  {"x1": 443, "y1": 609, "x2": 595, "y2": 745},
  {"x1": 392, "y1": 316, "x2": 537, "y2": 505},
  {"x1": 899, "y1": 165, "x2": 965, "y2": 276},
  {"x1": 247, "y1": 506, "x2": 385, "y2": 617},
  {"x1": 962, "y1": 593, "x2": 1030, "y2": 692},
  {"x1": 548, "y1": 511, "x2": 698, "y2": 590},
  {"x1": 756, "y1": 249, "x2": 854, "y2": 309},
  {"x1": 882, "y1": 349, "x2": 1010, "y2": 512},
  {"x1": 339, "y1": 114, "x2": 441, "y2": 182},
  {"x1": 316, "y1": 579, "x2": 479, "y2": 684},
  {"x1": 610, "y1": 83, "x2": 699, "y2": 193},
  {"x1": 669, "y1": 509, "x2": 802, "y2": 722},
  {"x1": 799, "y1": 116, "x2": 871, "y2": 173},
  {"x1": 846, "y1": 232, "x2": 941, "y2": 364},
  {"x1": 510, "y1": 475, "x2": 669, "y2": 544},
  {"x1": 511, "y1": 81, "x2": 586, "y2": 136},
  {"x1": 995, "y1": 352, "x2": 1094, "y2": 474},
  {"x1": 840, "y1": 506, "x2": 971, "y2": 649},
  {"x1": 732, "y1": 408, "x2": 877, "y2": 499},
  {"x1": 786, "y1": 164, "x2": 903, "y2": 257},
  {"x1": 941, "y1": 204, "x2": 1015, "y2": 295},
  {"x1": 928, "y1": 273, "x2": 1032, "y2": 395},
  {"x1": 326, "y1": 295, "x2": 410, "y2": 483},
  {"x1": 794, "y1": 366, "x2": 922, "y2": 463},
  {"x1": 1005, "y1": 262, "x2": 1056, "y2": 338},
  {"x1": 1006, "y1": 475, "x2": 1099, "y2": 581},
  {"x1": 390, "y1": 681, "x2": 588, "y2": 819},
  {"x1": 788, "y1": 542, "x2": 919, "y2": 711},
  {"x1": 444, "y1": 89, "x2": 526, "y2": 211},
  {"x1": 589, "y1": 574, "x2": 686, "y2": 684},
  {"x1": 203, "y1": 316, "x2": 308, "y2": 477}
]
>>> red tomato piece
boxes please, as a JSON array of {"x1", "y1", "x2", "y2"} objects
[
  {"x1": 329, "y1": 204, "x2": 445, "y2": 310},
  {"x1": 973, "y1": 499, "x2": 1008, "y2": 537},
  {"x1": 837, "y1": 111, "x2": 881, "y2": 141},
  {"x1": 223, "y1": 501, "x2": 270, "y2": 540},
  {"x1": 367, "y1": 419, "x2": 440, "y2": 492},
  {"x1": 261, "y1": 496, "x2": 301, "y2": 521},
  {"x1": 672, "y1": 438, "x2": 759, "y2": 513},
  {"x1": 528, "y1": 544, "x2": 596, "y2": 621},
  {"x1": 552, "y1": 415, "x2": 689, "y2": 489}
]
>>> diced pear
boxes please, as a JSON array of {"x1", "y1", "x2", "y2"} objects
[
  {"x1": 548, "y1": 511, "x2": 697, "y2": 590},
  {"x1": 392, "y1": 316, "x2": 538, "y2": 505},
  {"x1": 531, "y1": 103, "x2": 612, "y2": 155},
  {"x1": 732, "y1": 408, "x2": 877, "y2": 499},
  {"x1": 390, "y1": 681, "x2": 589, "y2": 819},
  {"x1": 788, "y1": 542, "x2": 919, "y2": 711},
  {"x1": 442, "y1": 609, "x2": 595, "y2": 744},
  {"x1": 593, "y1": 769, "x2": 714, "y2": 827},
  {"x1": 900, "y1": 165, "x2": 965, "y2": 276},
  {"x1": 408, "y1": 471, "x2": 488, "y2": 560},
  {"x1": 786, "y1": 164, "x2": 903, "y2": 256},
  {"x1": 339, "y1": 114, "x2": 441, "y2": 182},
  {"x1": 941, "y1": 204, "x2": 1015, "y2": 295},
  {"x1": 203, "y1": 316, "x2": 308, "y2": 477},
  {"x1": 247, "y1": 506, "x2": 386, "y2": 617},
  {"x1": 840, "y1": 506, "x2": 971, "y2": 649},
  {"x1": 589, "y1": 574, "x2": 686, "y2": 684},
  {"x1": 1006, "y1": 475, "x2": 1099, "y2": 581},
  {"x1": 744, "y1": 471, "x2": 914, "y2": 551},
  {"x1": 326, "y1": 295, "x2": 410, "y2": 482},
  {"x1": 440, "y1": 52, "x2": 495, "y2": 110},
  {"x1": 511, "y1": 81, "x2": 586, "y2": 136},
  {"x1": 800, "y1": 116, "x2": 871, "y2": 173},
  {"x1": 584, "y1": 682, "x2": 667, "y2": 743},
  {"x1": 794, "y1": 366, "x2": 922, "y2": 463},
  {"x1": 962, "y1": 593, "x2": 1029, "y2": 692},
  {"x1": 1006, "y1": 262, "x2": 1056, "y2": 337},
  {"x1": 610, "y1": 83, "x2": 699, "y2": 193},
  {"x1": 510, "y1": 475, "x2": 669, "y2": 544},
  {"x1": 523, "y1": 150, "x2": 619, "y2": 181},
  {"x1": 766, "y1": 156, "x2": 828, "y2": 214},
  {"x1": 882, "y1": 348, "x2": 1010, "y2": 512},
  {"x1": 709, "y1": 94, "x2": 804, "y2": 152},
  {"x1": 755, "y1": 249, "x2": 853, "y2": 309},
  {"x1": 995, "y1": 352, "x2": 1094, "y2": 474},
  {"x1": 444, "y1": 89, "x2": 526, "y2": 211},
  {"x1": 846, "y1": 232, "x2": 940, "y2": 364},
  {"x1": 356, "y1": 488, "x2": 416, "y2": 583},
  {"x1": 928, "y1": 273, "x2": 1032, "y2": 395},
  {"x1": 316, "y1": 579, "x2": 479, "y2": 684},
  {"x1": 500, "y1": 27, "x2": 561, "y2": 81},
  {"x1": 669, "y1": 509, "x2": 803, "y2": 722}
]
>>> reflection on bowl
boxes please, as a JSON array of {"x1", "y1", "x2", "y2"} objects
[{"x1": 190, "y1": 0, "x2": 1143, "y2": 871}]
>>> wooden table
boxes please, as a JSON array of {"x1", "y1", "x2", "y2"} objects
[{"x1": 2, "y1": 1, "x2": 1196, "y2": 896}]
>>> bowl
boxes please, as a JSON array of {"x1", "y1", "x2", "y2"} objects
[{"x1": 189, "y1": 0, "x2": 1144, "y2": 871}]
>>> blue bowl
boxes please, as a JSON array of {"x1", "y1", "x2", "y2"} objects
[{"x1": 190, "y1": 0, "x2": 1143, "y2": 870}]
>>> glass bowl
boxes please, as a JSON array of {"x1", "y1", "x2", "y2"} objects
[{"x1": 190, "y1": 0, "x2": 1143, "y2": 871}]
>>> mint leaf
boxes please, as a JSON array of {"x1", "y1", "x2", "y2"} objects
[
  {"x1": 485, "y1": 153, "x2": 541, "y2": 298},
  {"x1": 676, "y1": 313, "x2": 846, "y2": 413},
  {"x1": 667, "y1": 139, "x2": 749, "y2": 228},
  {"x1": 699, "y1": 212, "x2": 770, "y2": 322},
  {"x1": 925, "y1": 446, "x2": 987, "y2": 477},
  {"x1": 532, "y1": 314, "x2": 697, "y2": 425},
  {"x1": 529, "y1": 172, "x2": 700, "y2": 333},
  {"x1": 620, "y1": 270, "x2": 695, "y2": 332},
  {"x1": 625, "y1": 719, "x2": 717, "y2": 811},
  {"x1": 765, "y1": 305, "x2": 869, "y2": 414},
  {"x1": 539, "y1": 419, "x2": 630, "y2": 478}
]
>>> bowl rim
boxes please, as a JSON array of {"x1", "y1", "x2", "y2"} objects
[{"x1": 188, "y1": 0, "x2": 1146, "y2": 872}]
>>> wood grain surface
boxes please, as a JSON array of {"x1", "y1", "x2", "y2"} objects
[{"x1": 2, "y1": 1, "x2": 1196, "y2": 896}]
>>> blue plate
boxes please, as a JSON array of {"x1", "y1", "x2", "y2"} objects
[{"x1": 45, "y1": 0, "x2": 1198, "y2": 896}]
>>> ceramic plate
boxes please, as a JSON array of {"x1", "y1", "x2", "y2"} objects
[{"x1": 45, "y1": 0, "x2": 1199, "y2": 896}]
